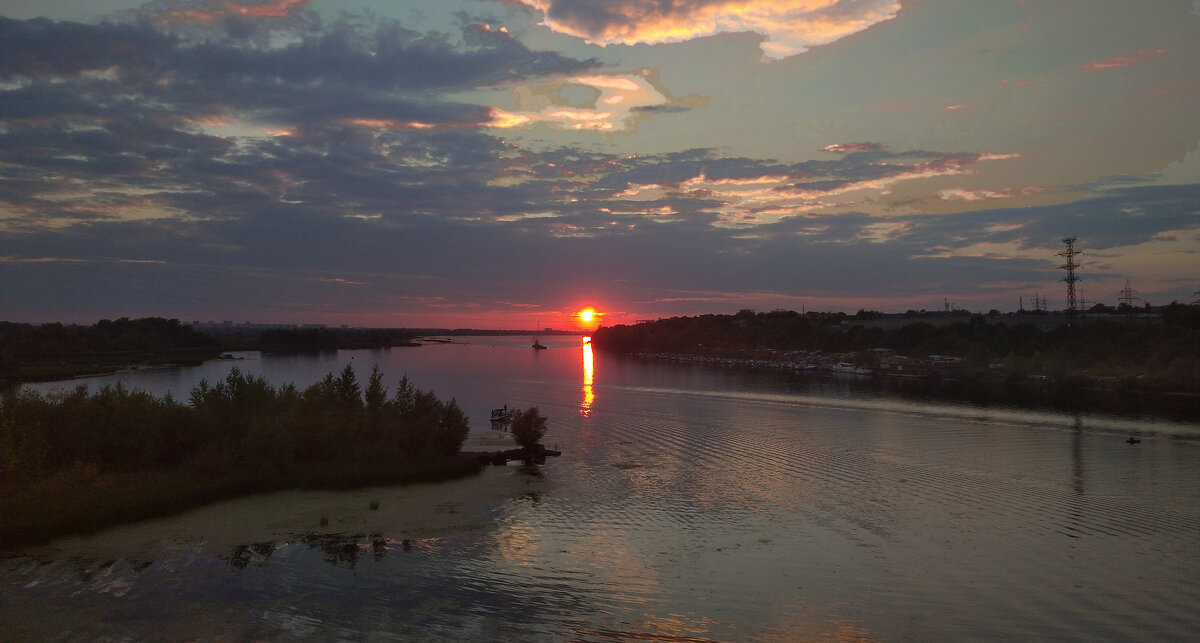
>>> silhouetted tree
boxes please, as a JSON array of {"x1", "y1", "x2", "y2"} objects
[{"x1": 510, "y1": 407, "x2": 548, "y2": 450}]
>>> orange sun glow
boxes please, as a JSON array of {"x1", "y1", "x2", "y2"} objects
[{"x1": 575, "y1": 307, "x2": 603, "y2": 326}]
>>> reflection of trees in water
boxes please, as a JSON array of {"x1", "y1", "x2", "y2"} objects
[{"x1": 227, "y1": 534, "x2": 415, "y2": 570}]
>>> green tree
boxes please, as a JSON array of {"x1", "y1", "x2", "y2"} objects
[
  {"x1": 432, "y1": 398, "x2": 470, "y2": 456},
  {"x1": 510, "y1": 407, "x2": 548, "y2": 450},
  {"x1": 365, "y1": 365, "x2": 387, "y2": 414}
]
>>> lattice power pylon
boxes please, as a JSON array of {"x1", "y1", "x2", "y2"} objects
[
  {"x1": 1120, "y1": 279, "x2": 1141, "y2": 315},
  {"x1": 1058, "y1": 237, "x2": 1081, "y2": 324}
]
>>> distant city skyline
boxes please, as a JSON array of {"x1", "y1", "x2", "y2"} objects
[{"x1": 2, "y1": 1, "x2": 1198, "y2": 330}]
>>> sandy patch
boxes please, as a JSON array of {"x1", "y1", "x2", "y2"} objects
[{"x1": 21, "y1": 431, "x2": 549, "y2": 561}]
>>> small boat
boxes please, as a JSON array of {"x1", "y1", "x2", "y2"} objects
[
  {"x1": 490, "y1": 406, "x2": 512, "y2": 422},
  {"x1": 1126, "y1": 435, "x2": 1141, "y2": 444},
  {"x1": 532, "y1": 321, "x2": 548, "y2": 349},
  {"x1": 830, "y1": 362, "x2": 872, "y2": 375}
]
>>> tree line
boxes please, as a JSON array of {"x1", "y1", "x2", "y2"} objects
[
  {"x1": 0, "y1": 317, "x2": 221, "y2": 383},
  {"x1": 590, "y1": 305, "x2": 1200, "y2": 392},
  {"x1": 1, "y1": 317, "x2": 218, "y2": 358}
]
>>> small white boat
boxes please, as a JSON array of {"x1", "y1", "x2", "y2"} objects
[
  {"x1": 830, "y1": 362, "x2": 872, "y2": 375},
  {"x1": 491, "y1": 406, "x2": 512, "y2": 422}
]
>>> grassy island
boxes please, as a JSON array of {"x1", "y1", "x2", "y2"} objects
[{"x1": 1, "y1": 366, "x2": 484, "y2": 550}]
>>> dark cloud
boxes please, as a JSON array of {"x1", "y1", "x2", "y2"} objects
[
  {"x1": 0, "y1": 15, "x2": 595, "y2": 126},
  {"x1": 0, "y1": 17, "x2": 174, "y2": 79},
  {"x1": 0, "y1": 13, "x2": 594, "y2": 224},
  {"x1": 631, "y1": 104, "x2": 693, "y2": 114},
  {"x1": 904, "y1": 184, "x2": 1200, "y2": 252}
]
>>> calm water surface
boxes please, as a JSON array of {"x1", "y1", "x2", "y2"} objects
[{"x1": 5, "y1": 336, "x2": 1199, "y2": 641}]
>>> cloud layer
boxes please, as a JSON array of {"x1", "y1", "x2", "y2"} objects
[{"x1": 1, "y1": 1, "x2": 1197, "y2": 326}]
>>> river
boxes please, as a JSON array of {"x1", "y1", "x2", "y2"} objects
[{"x1": 4, "y1": 336, "x2": 1198, "y2": 641}]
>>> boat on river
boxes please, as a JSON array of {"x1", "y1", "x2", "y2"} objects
[
  {"x1": 490, "y1": 406, "x2": 512, "y2": 422},
  {"x1": 830, "y1": 362, "x2": 872, "y2": 375}
]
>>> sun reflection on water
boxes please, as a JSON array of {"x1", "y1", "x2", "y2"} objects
[{"x1": 581, "y1": 337, "x2": 594, "y2": 416}]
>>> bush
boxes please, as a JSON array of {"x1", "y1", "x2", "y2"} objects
[
  {"x1": 0, "y1": 366, "x2": 484, "y2": 549},
  {"x1": 509, "y1": 407, "x2": 548, "y2": 450},
  {"x1": 1, "y1": 365, "x2": 473, "y2": 483}
]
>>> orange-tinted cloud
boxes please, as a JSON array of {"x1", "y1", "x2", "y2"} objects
[
  {"x1": 227, "y1": 0, "x2": 310, "y2": 18},
  {"x1": 487, "y1": 69, "x2": 702, "y2": 132},
  {"x1": 1081, "y1": 48, "x2": 1169, "y2": 71},
  {"x1": 162, "y1": 0, "x2": 309, "y2": 23},
  {"x1": 939, "y1": 186, "x2": 1046, "y2": 201},
  {"x1": 512, "y1": 0, "x2": 901, "y2": 59}
]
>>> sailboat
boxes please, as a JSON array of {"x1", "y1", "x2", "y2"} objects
[{"x1": 532, "y1": 320, "x2": 547, "y2": 349}]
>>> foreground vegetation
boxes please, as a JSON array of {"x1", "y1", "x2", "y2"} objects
[
  {"x1": 1, "y1": 366, "x2": 481, "y2": 550},
  {"x1": 591, "y1": 306, "x2": 1200, "y2": 395}
]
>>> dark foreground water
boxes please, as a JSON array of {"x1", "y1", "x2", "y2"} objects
[{"x1": 5, "y1": 337, "x2": 1199, "y2": 641}]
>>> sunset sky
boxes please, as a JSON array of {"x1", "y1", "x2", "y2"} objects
[{"x1": 2, "y1": 1, "x2": 1197, "y2": 329}]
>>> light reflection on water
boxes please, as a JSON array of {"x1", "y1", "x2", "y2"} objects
[
  {"x1": 6, "y1": 337, "x2": 1200, "y2": 640},
  {"x1": 581, "y1": 337, "x2": 595, "y2": 417}
]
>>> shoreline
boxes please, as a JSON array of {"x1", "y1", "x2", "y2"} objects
[
  {"x1": 4, "y1": 431, "x2": 537, "y2": 562},
  {"x1": 626, "y1": 350, "x2": 1200, "y2": 423},
  {"x1": 1, "y1": 454, "x2": 491, "y2": 553}
]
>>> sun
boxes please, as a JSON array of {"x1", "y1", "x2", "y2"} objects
[{"x1": 574, "y1": 307, "x2": 603, "y2": 327}]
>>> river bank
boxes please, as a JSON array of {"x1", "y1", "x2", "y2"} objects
[
  {"x1": 1, "y1": 453, "x2": 489, "y2": 551},
  {"x1": 4, "y1": 432, "x2": 538, "y2": 563},
  {"x1": 8, "y1": 446, "x2": 540, "y2": 561},
  {"x1": 626, "y1": 349, "x2": 1200, "y2": 423}
]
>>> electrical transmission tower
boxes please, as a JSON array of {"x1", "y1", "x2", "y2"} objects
[
  {"x1": 1058, "y1": 237, "x2": 1081, "y2": 325},
  {"x1": 1119, "y1": 279, "x2": 1141, "y2": 315}
]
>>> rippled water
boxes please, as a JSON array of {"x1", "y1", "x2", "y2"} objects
[{"x1": 5, "y1": 337, "x2": 1199, "y2": 641}]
